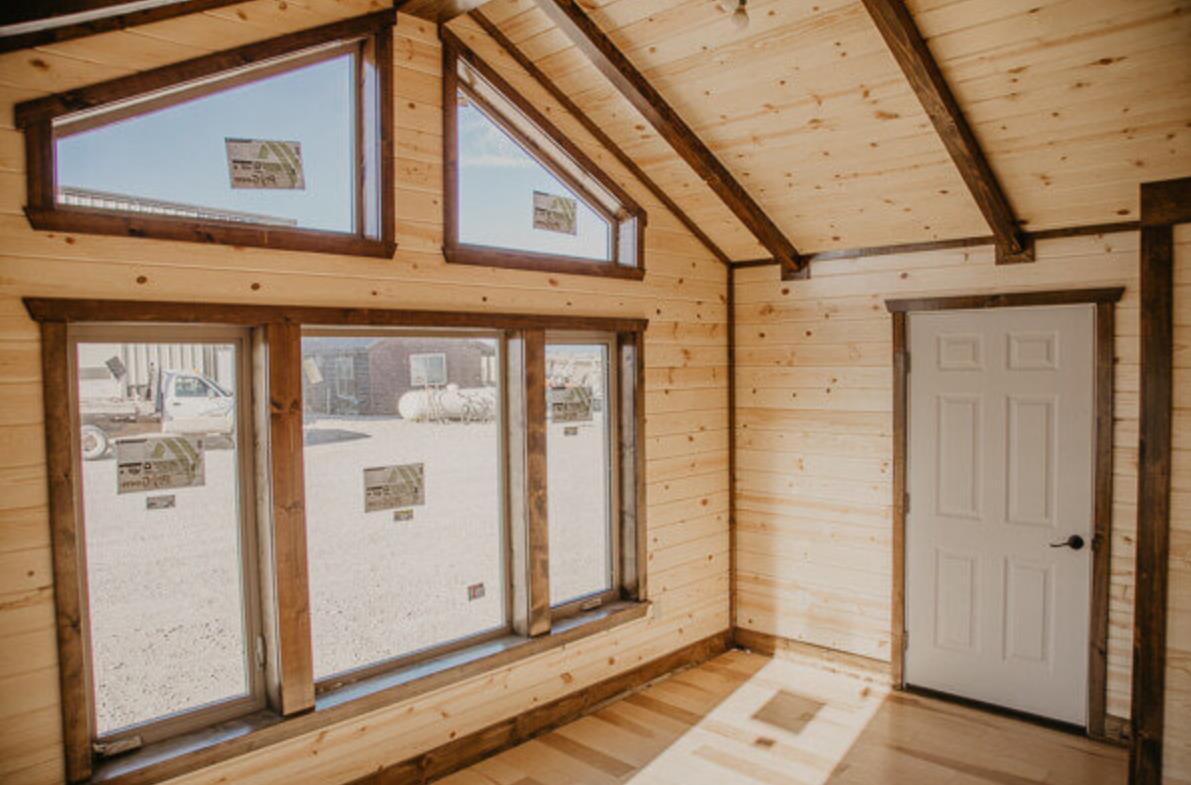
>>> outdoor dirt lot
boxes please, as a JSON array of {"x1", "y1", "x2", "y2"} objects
[{"x1": 81, "y1": 414, "x2": 611, "y2": 734}]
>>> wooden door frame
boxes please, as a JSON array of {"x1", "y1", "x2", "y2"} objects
[
  {"x1": 885, "y1": 287, "x2": 1124, "y2": 740},
  {"x1": 1130, "y1": 177, "x2": 1191, "y2": 783}
]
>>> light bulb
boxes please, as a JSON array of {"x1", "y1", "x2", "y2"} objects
[{"x1": 731, "y1": 0, "x2": 749, "y2": 29}]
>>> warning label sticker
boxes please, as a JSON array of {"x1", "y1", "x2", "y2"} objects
[
  {"x1": 549, "y1": 386, "x2": 594, "y2": 423},
  {"x1": 364, "y1": 463, "x2": 425, "y2": 512},
  {"x1": 116, "y1": 435, "x2": 205, "y2": 495},
  {"x1": 225, "y1": 138, "x2": 305, "y2": 190}
]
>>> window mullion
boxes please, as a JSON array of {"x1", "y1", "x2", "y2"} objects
[
  {"x1": 507, "y1": 329, "x2": 551, "y2": 637},
  {"x1": 618, "y1": 332, "x2": 646, "y2": 601},
  {"x1": 261, "y1": 322, "x2": 316, "y2": 714}
]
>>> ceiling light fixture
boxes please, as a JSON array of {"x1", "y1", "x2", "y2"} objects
[{"x1": 730, "y1": 0, "x2": 749, "y2": 30}]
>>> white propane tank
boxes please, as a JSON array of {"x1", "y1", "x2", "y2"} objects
[{"x1": 397, "y1": 384, "x2": 497, "y2": 422}]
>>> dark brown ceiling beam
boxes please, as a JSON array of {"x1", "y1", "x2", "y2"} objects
[
  {"x1": 467, "y1": 9, "x2": 731, "y2": 266},
  {"x1": 534, "y1": 0, "x2": 803, "y2": 275},
  {"x1": 861, "y1": 0, "x2": 1033, "y2": 264},
  {"x1": 396, "y1": 0, "x2": 486, "y2": 24},
  {"x1": 0, "y1": 0, "x2": 245, "y2": 54}
]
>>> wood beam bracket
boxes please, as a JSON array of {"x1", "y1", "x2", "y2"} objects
[{"x1": 996, "y1": 234, "x2": 1035, "y2": 265}]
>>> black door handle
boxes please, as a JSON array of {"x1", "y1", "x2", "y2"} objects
[{"x1": 1049, "y1": 534, "x2": 1085, "y2": 550}]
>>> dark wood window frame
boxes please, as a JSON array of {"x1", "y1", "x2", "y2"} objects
[
  {"x1": 885, "y1": 287, "x2": 1125, "y2": 742},
  {"x1": 26, "y1": 297, "x2": 649, "y2": 785},
  {"x1": 440, "y1": 27, "x2": 647, "y2": 281},
  {"x1": 13, "y1": 11, "x2": 397, "y2": 259}
]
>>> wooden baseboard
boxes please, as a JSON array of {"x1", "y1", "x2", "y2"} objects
[
  {"x1": 733, "y1": 627, "x2": 893, "y2": 683},
  {"x1": 349, "y1": 629, "x2": 733, "y2": 785},
  {"x1": 1104, "y1": 714, "x2": 1132, "y2": 747}
]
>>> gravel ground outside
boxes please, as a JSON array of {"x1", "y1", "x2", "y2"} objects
[{"x1": 81, "y1": 413, "x2": 610, "y2": 734}]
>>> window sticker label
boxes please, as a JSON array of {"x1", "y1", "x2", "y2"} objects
[
  {"x1": 225, "y1": 138, "x2": 305, "y2": 190},
  {"x1": 116, "y1": 435, "x2": 205, "y2": 494},
  {"x1": 302, "y1": 357, "x2": 324, "y2": 385},
  {"x1": 532, "y1": 191, "x2": 578, "y2": 235},
  {"x1": 467, "y1": 583, "x2": 485, "y2": 601},
  {"x1": 364, "y1": 463, "x2": 425, "y2": 512},
  {"x1": 146, "y1": 494, "x2": 176, "y2": 510},
  {"x1": 549, "y1": 386, "x2": 594, "y2": 423},
  {"x1": 393, "y1": 508, "x2": 414, "y2": 522}
]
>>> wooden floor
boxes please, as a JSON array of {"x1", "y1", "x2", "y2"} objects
[{"x1": 439, "y1": 648, "x2": 1126, "y2": 785}]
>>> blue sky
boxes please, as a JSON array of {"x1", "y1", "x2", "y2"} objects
[
  {"x1": 57, "y1": 54, "x2": 355, "y2": 232},
  {"x1": 456, "y1": 100, "x2": 610, "y2": 260},
  {"x1": 56, "y1": 57, "x2": 611, "y2": 259}
]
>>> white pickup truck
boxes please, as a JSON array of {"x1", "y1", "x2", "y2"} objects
[{"x1": 80, "y1": 370, "x2": 235, "y2": 460}]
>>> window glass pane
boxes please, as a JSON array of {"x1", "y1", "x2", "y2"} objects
[
  {"x1": 302, "y1": 335, "x2": 506, "y2": 681},
  {"x1": 545, "y1": 343, "x2": 613, "y2": 605},
  {"x1": 56, "y1": 53, "x2": 356, "y2": 233},
  {"x1": 456, "y1": 95, "x2": 612, "y2": 261},
  {"x1": 76, "y1": 340, "x2": 249, "y2": 737}
]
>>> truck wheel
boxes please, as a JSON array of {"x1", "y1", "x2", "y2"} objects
[{"x1": 81, "y1": 425, "x2": 109, "y2": 461}]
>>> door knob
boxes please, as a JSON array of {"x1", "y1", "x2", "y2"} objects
[{"x1": 1049, "y1": 534, "x2": 1085, "y2": 550}]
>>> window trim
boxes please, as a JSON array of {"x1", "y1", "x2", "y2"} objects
[
  {"x1": 441, "y1": 27, "x2": 647, "y2": 280},
  {"x1": 13, "y1": 11, "x2": 397, "y2": 258},
  {"x1": 29, "y1": 297, "x2": 648, "y2": 785},
  {"x1": 65, "y1": 323, "x2": 267, "y2": 752}
]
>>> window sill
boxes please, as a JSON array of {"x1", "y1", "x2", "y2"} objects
[
  {"x1": 89, "y1": 601, "x2": 649, "y2": 785},
  {"x1": 445, "y1": 244, "x2": 645, "y2": 280},
  {"x1": 26, "y1": 206, "x2": 397, "y2": 259}
]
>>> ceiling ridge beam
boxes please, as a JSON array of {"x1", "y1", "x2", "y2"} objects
[
  {"x1": 533, "y1": 0, "x2": 804, "y2": 276},
  {"x1": 861, "y1": 0, "x2": 1033, "y2": 265},
  {"x1": 467, "y1": 9, "x2": 732, "y2": 267}
]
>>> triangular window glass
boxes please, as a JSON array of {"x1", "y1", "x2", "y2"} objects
[
  {"x1": 457, "y1": 93, "x2": 612, "y2": 261},
  {"x1": 447, "y1": 45, "x2": 643, "y2": 273}
]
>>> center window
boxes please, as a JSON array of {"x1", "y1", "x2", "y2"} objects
[{"x1": 300, "y1": 332, "x2": 506, "y2": 684}]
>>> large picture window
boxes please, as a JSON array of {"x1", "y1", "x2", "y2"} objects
[
  {"x1": 14, "y1": 12, "x2": 395, "y2": 257},
  {"x1": 31, "y1": 299, "x2": 647, "y2": 785},
  {"x1": 301, "y1": 333, "x2": 506, "y2": 685},
  {"x1": 441, "y1": 29, "x2": 646, "y2": 279}
]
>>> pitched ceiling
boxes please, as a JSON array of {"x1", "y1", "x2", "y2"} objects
[{"x1": 462, "y1": 0, "x2": 1191, "y2": 259}]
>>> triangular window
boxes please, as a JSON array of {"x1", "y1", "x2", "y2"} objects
[
  {"x1": 443, "y1": 33, "x2": 644, "y2": 278},
  {"x1": 16, "y1": 13, "x2": 395, "y2": 257}
]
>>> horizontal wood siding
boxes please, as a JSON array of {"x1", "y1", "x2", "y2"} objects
[
  {"x1": 1166, "y1": 224, "x2": 1191, "y2": 783},
  {"x1": 0, "y1": 6, "x2": 728, "y2": 784},
  {"x1": 732, "y1": 232, "x2": 1141, "y2": 720}
]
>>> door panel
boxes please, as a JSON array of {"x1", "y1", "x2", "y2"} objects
[{"x1": 905, "y1": 305, "x2": 1094, "y2": 725}]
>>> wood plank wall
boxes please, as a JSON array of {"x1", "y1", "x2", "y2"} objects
[
  {"x1": 1167, "y1": 224, "x2": 1191, "y2": 782},
  {"x1": 0, "y1": 7, "x2": 730, "y2": 784},
  {"x1": 732, "y1": 232, "x2": 1141, "y2": 721}
]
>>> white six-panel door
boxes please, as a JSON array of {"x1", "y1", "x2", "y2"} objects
[{"x1": 905, "y1": 305, "x2": 1094, "y2": 725}]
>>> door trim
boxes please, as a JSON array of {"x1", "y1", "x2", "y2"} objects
[
  {"x1": 885, "y1": 287, "x2": 1124, "y2": 739},
  {"x1": 1130, "y1": 177, "x2": 1191, "y2": 783}
]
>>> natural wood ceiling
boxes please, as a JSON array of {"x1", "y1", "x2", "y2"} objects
[
  {"x1": 464, "y1": 0, "x2": 1191, "y2": 258},
  {"x1": 3, "y1": 0, "x2": 1187, "y2": 261}
]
